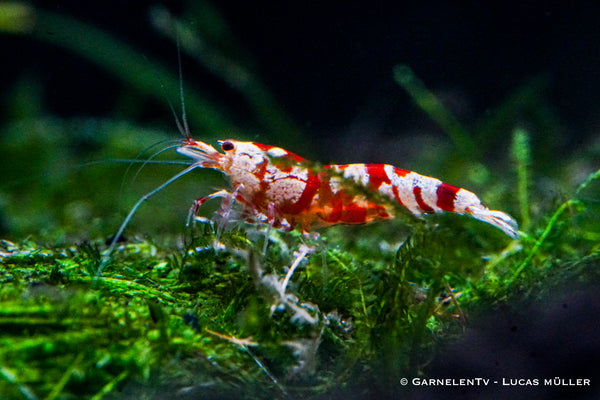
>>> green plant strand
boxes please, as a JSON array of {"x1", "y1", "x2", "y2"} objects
[
  {"x1": 30, "y1": 9, "x2": 240, "y2": 139},
  {"x1": 0, "y1": 331, "x2": 94, "y2": 358},
  {"x1": 510, "y1": 167, "x2": 600, "y2": 282},
  {"x1": 150, "y1": 6, "x2": 305, "y2": 150},
  {"x1": 85, "y1": 276, "x2": 179, "y2": 303},
  {"x1": 43, "y1": 352, "x2": 85, "y2": 400},
  {"x1": 393, "y1": 64, "x2": 475, "y2": 157},
  {"x1": 0, "y1": 365, "x2": 38, "y2": 400},
  {"x1": 511, "y1": 128, "x2": 531, "y2": 230},
  {"x1": 90, "y1": 370, "x2": 129, "y2": 400},
  {"x1": 474, "y1": 75, "x2": 549, "y2": 150}
]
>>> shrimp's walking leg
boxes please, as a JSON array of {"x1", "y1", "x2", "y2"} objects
[
  {"x1": 279, "y1": 243, "x2": 315, "y2": 298},
  {"x1": 277, "y1": 231, "x2": 321, "y2": 302},
  {"x1": 214, "y1": 185, "x2": 244, "y2": 241},
  {"x1": 261, "y1": 202, "x2": 279, "y2": 255},
  {"x1": 188, "y1": 188, "x2": 244, "y2": 248},
  {"x1": 186, "y1": 189, "x2": 231, "y2": 226},
  {"x1": 262, "y1": 242, "x2": 318, "y2": 325}
]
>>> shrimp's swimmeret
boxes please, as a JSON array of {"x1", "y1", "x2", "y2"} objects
[{"x1": 177, "y1": 138, "x2": 519, "y2": 239}]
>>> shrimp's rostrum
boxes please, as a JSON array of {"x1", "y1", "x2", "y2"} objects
[{"x1": 177, "y1": 138, "x2": 519, "y2": 238}]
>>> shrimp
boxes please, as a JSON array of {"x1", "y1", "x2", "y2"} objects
[{"x1": 177, "y1": 138, "x2": 519, "y2": 239}]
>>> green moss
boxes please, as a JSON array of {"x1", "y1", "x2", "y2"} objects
[{"x1": 3, "y1": 179, "x2": 598, "y2": 398}]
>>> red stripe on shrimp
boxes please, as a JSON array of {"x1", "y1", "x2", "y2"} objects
[
  {"x1": 280, "y1": 173, "x2": 321, "y2": 215},
  {"x1": 393, "y1": 167, "x2": 411, "y2": 178},
  {"x1": 436, "y1": 183, "x2": 460, "y2": 212},
  {"x1": 252, "y1": 142, "x2": 277, "y2": 152},
  {"x1": 254, "y1": 142, "x2": 306, "y2": 164},
  {"x1": 413, "y1": 186, "x2": 434, "y2": 213},
  {"x1": 366, "y1": 164, "x2": 391, "y2": 190},
  {"x1": 391, "y1": 185, "x2": 405, "y2": 207}
]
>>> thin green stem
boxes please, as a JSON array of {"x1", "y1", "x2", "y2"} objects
[
  {"x1": 511, "y1": 128, "x2": 531, "y2": 230},
  {"x1": 32, "y1": 9, "x2": 240, "y2": 139},
  {"x1": 510, "y1": 167, "x2": 600, "y2": 282},
  {"x1": 393, "y1": 64, "x2": 475, "y2": 158},
  {"x1": 43, "y1": 352, "x2": 85, "y2": 400}
]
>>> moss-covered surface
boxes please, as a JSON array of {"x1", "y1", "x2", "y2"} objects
[{"x1": 2, "y1": 165, "x2": 599, "y2": 398}]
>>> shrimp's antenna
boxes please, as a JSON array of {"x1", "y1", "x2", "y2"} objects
[
  {"x1": 99, "y1": 163, "x2": 200, "y2": 276},
  {"x1": 117, "y1": 139, "x2": 180, "y2": 204},
  {"x1": 100, "y1": 30, "x2": 195, "y2": 276},
  {"x1": 129, "y1": 143, "x2": 184, "y2": 187},
  {"x1": 176, "y1": 35, "x2": 191, "y2": 139},
  {"x1": 83, "y1": 159, "x2": 193, "y2": 167},
  {"x1": 151, "y1": 34, "x2": 189, "y2": 140},
  {"x1": 157, "y1": 72, "x2": 186, "y2": 139}
]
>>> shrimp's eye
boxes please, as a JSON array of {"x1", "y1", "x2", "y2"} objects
[{"x1": 221, "y1": 141, "x2": 234, "y2": 151}]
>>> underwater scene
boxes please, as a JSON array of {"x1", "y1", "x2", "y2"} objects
[{"x1": 1, "y1": 2, "x2": 599, "y2": 399}]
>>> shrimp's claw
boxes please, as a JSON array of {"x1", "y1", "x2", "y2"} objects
[{"x1": 467, "y1": 206, "x2": 519, "y2": 239}]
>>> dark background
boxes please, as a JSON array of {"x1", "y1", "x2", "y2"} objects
[{"x1": 3, "y1": 1, "x2": 600, "y2": 160}]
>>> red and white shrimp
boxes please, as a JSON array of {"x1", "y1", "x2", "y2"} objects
[{"x1": 177, "y1": 138, "x2": 519, "y2": 239}]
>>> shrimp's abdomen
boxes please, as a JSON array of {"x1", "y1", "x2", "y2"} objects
[{"x1": 245, "y1": 162, "x2": 517, "y2": 238}]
